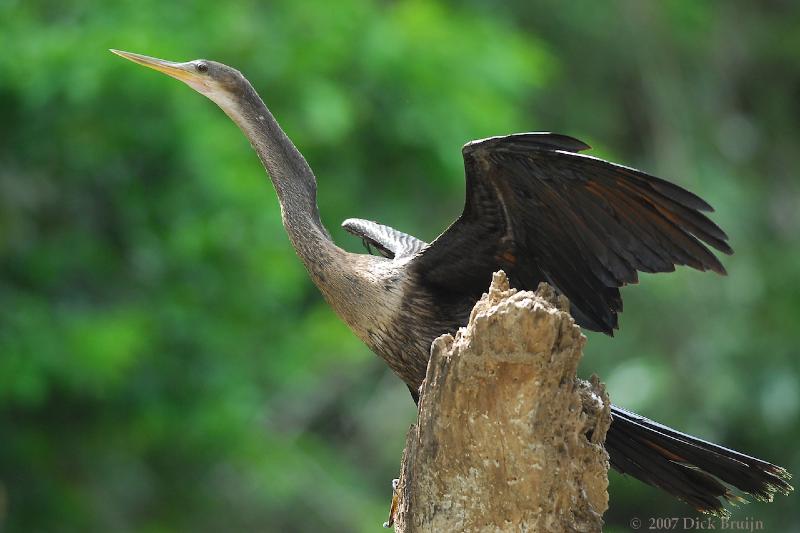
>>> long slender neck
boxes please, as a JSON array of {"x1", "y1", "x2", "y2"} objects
[{"x1": 217, "y1": 82, "x2": 347, "y2": 286}]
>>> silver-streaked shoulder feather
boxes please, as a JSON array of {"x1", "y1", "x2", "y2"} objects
[{"x1": 342, "y1": 218, "x2": 428, "y2": 259}]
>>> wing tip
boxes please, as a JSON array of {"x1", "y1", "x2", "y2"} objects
[
  {"x1": 341, "y1": 218, "x2": 360, "y2": 229},
  {"x1": 463, "y1": 132, "x2": 591, "y2": 156}
]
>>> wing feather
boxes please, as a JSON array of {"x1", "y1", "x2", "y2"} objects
[
  {"x1": 410, "y1": 133, "x2": 732, "y2": 333},
  {"x1": 342, "y1": 218, "x2": 428, "y2": 259}
]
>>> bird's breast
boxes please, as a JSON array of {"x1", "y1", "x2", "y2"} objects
[{"x1": 318, "y1": 258, "x2": 470, "y2": 391}]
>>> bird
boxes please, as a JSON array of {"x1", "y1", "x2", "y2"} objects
[{"x1": 111, "y1": 49, "x2": 792, "y2": 516}]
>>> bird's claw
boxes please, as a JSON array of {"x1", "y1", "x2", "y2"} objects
[{"x1": 383, "y1": 478, "x2": 401, "y2": 528}]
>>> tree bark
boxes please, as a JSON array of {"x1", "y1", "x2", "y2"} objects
[{"x1": 391, "y1": 271, "x2": 611, "y2": 533}]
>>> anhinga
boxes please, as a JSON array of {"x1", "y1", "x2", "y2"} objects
[{"x1": 111, "y1": 49, "x2": 792, "y2": 515}]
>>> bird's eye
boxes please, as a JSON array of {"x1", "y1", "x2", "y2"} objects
[{"x1": 195, "y1": 62, "x2": 208, "y2": 73}]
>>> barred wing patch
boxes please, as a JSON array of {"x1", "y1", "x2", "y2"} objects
[{"x1": 342, "y1": 218, "x2": 428, "y2": 259}]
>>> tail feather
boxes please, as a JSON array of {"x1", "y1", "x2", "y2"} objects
[
  {"x1": 607, "y1": 405, "x2": 793, "y2": 515},
  {"x1": 607, "y1": 426, "x2": 731, "y2": 512}
]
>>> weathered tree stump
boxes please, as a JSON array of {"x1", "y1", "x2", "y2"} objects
[{"x1": 391, "y1": 271, "x2": 611, "y2": 532}]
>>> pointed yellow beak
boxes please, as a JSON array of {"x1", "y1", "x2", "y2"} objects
[{"x1": 110, "y1": 49, "x2": 201, "y2": 85}]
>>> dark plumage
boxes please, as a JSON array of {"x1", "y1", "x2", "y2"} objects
[
  {"x1": 607, "y1": 406, "x2": 791, "y2": 514},
  {"x1": 410, "y1": 133, "x2": 731, "y2": 333},
  {"x1": 114, "y1": 50, "x2": 792, "y2": 516}
]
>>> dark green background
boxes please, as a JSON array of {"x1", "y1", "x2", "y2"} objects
[{"x1": 1, "y1": 1, "x2": 798, "y2": 531}]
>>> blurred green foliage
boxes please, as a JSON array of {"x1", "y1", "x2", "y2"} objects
[{"x1": 1, "y1": 0, "x2": 799, "y2": 531}]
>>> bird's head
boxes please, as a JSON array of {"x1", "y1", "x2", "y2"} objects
[{"x1": 110, "y1": 49, "x2": 250, "y2": 112}]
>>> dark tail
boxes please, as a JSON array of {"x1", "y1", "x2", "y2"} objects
[{"x1": 606, "y1": 405, "x2": 793, "y2": 515}]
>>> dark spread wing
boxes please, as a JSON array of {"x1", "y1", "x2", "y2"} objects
[
  {"x1": 342, "y1": 218, "x2": 428, "y2": 259},
  {"x1": 410, "y1": 132, "x2": 732, "y2": 333}
]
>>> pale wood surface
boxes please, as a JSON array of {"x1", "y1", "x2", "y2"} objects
[{"x1": 392, "y1": 272, "x2": 611, "y2": 533}]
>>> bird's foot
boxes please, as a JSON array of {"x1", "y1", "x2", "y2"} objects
[{"x1": 382, "y1": 478, "x2": 400, "y2": 528}]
